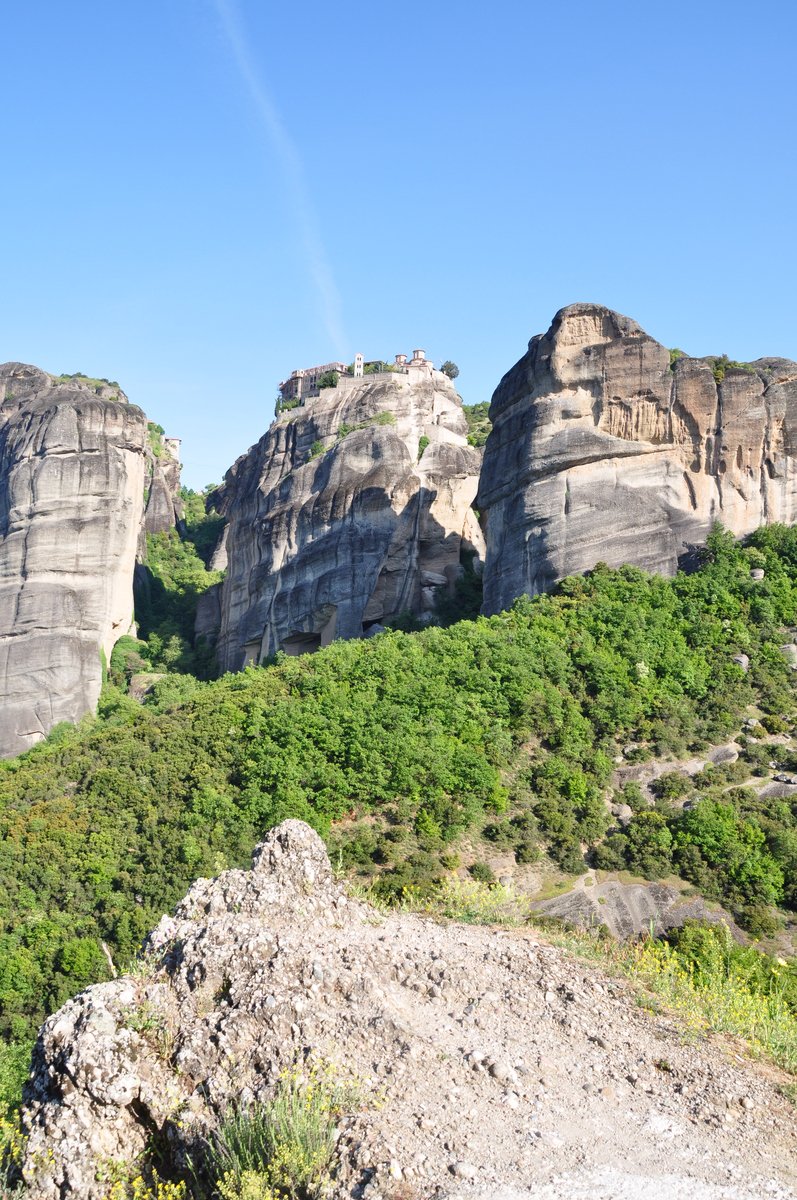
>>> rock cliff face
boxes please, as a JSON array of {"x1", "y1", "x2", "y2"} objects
[
  {"x1": 142, "y1": 438, "x2": 183, "y2": 536},
  {"x1": 0, "y1": 364, "x2": 147, "y2": 757},
  {"x1": 478, "y1": 304, "x2": 797, "y2": 615},
  {"x1": 19, "y1": 821, "x2": 797, "y2": 1199},
  {"x1": 213, "y1": 368, "x2": 483, "y2": 669}
]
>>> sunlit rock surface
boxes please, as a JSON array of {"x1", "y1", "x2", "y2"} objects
[
  {"x1": 213, "y1": 367, "x2": 484, "y2": 668},
  {"x1": 19, "y1": 821, "x2": 797, "y2": 1199},
  {"x1": 478, "y1": 304, "x2": 797, "y2": 614},
  {"x1": 0, "y1": 364, "x2": 147, "y2": 756}
]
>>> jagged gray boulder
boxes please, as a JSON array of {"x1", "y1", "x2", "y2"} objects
[
  {"x1": 0, "y1": 364, "x2": 147, "y2": 757},
  {"x1": 19, "y1": 820, "x2": 797, "y2": 1199},
  {"x1": 213, "y1": 367, "x2": 483, "y2": 668},
  {"x1": 478, "y1": 304, "x2": 797, "y2": 614}
]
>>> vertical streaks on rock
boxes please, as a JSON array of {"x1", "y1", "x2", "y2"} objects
[
  {"x1": 143, "y1": 445, "x2": 183, "y2": 536},
  {"x1": 0, "y1": 364, "x2": 147, "y2": 757}
]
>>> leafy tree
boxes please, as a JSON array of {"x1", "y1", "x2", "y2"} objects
[
  {"x1": 624, "y1": 811, "x2": 673, "y2": 879},
  {"x1": 180, "y1": 486, "x2": 225, "y2": 566},
  {"x1": 440, "y1": 361, "x2": 460, "y2": 380},
  {"x1": 674, "y1": 799, "x2": 785, "y2": 908},
  {"x1": 593, "y1": 833, "x2": 628, "y2": 871},
  {"x1": 618, "y1": 782, "x2": 648, "y2": 813}
]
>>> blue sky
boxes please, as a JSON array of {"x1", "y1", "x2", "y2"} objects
[{"x1": 2, "y1": 0, "x2": 795, "y2": 488}]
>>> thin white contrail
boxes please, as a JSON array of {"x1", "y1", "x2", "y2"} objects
[{"x1": 212, "y1": 0, "x2": 347, "y2": 358}]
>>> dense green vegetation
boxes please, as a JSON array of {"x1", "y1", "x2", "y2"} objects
[
  {"x1": 463, "y1": 401, "x2": 491, "y2": 447},
  {"x1": 275, "y1": 395, "x2": 301, "y2": 415},
  {"x1": 181, "y1": 487, "x2": 226, "y2": 563},
  {"x1": 124, "y1": 486, "x2": 224, "y2": 680},
  {"x1": 147, "y1": 420, "x2": 166, "y2": 458},
  {"x1": 4, "y1": 524, "x2": 797, "y2": 1108},
  {"x1": 663, "y1": 919, "x2": 797, "y2": 1011}
]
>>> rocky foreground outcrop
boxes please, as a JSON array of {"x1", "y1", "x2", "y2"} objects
[
  {"x1": 478, "y1": 304, "x2": 797, "y2": 615},
  {"x1": 212, "y1": 368, "x2": 483, "y2": 668},
  {"x1": 20, "y1": 821, "x2": 797, "y2": 1199},
  {"x1": 0, "y1": 364, "x2": 147, "y2": 757}
]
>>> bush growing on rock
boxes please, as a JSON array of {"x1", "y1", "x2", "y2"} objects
[
  {"x1": 618, "y1": 781, "x2": 648, "y2": 812},
  {"x1": 469, "y1": 861, "x2": 496, "y2": 885},
  {"x1": 200, "y1": 1064, "x2": 360, "y2": 1200},
  {"x1": 651, "y1": 771, "x2": 691, "y2": 802}
]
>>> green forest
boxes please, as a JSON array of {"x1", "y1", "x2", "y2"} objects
[{"x1": 3, "y1": 518, "x2": 797, "y2": 1110}]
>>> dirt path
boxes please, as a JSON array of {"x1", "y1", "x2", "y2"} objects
[{"x1": 336, "y1": 917, "x2": 797, "y2": 1200}]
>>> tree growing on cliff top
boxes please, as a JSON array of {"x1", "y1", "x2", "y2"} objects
[{"x1": 440, "y1": 361, "x2": 459, "y2": 380}]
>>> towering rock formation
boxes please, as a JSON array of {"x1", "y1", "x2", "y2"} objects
[
  {"x1": 213, "y1": 363, "x2": 483, "y2": 669},
  {"x1": 0, "y1": 364, "x2": 148, "y2": 757},
  {"x1": 142, "y1": 431, "x2": 183, "y2": 536},
  {"x1": 478, "y1": 304, "x2": 797, "y2": 614}
]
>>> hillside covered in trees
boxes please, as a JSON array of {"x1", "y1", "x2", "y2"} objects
[{"x1": 3, "y1": 525, "x2": 797, "y2": 1112}]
